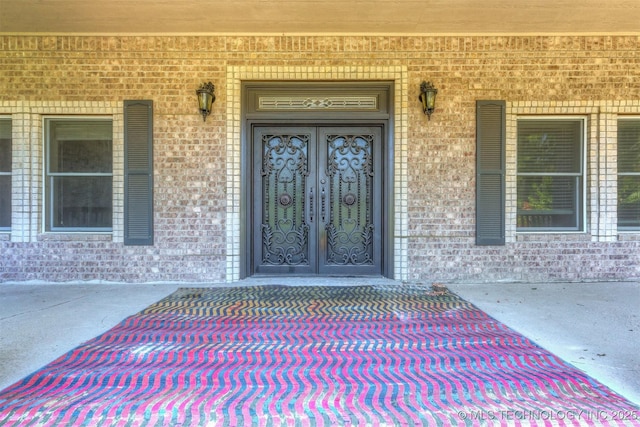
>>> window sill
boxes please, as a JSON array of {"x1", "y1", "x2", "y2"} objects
[
  {"x1": 618, "y1": 233, "x2": 640, "y2": 241},
  {"x1": 38, "y1": 233, "x2": 113, "y2": 242},
  {"x1": 516, "y1": 232, "x2": 590, "y2": 242},
  {"x1": 516, "y1": 230, "x2": 585, "y2": 234}
]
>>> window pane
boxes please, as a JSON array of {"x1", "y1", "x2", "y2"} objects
[
  {"x1": 51, "y1": 176, "x2": 112, "y2": 229},
  {"x1": 46, "y1": 119, "x2": 113, "y2": 231},
  {"x1": 618, "y1": 120, "x2": 640, "y2": 173},
  {"x1": 49, "y1": 139, "x2": 112, "y2": 173},
  {"x1": 0, "y1": 119, "x2": 10, "y2": 172},
  {"x1": 0, "y1": 139, "x2": 10, "y2": 172},
  {"x1": 518, "y1": 120, "x2": 582, "y2": 173},
  {"x1": 0, "y1": 176, "x2": 10, "y2": 228},
  {"x1": 618, "y1": 120, "x2": 640, "y2": 229},
  {"x1": 0, "y1": 120, "x2": 10, "y2": 138},
  {"x1": 517, "y1": 176, "x2": 579, "y2": 228},
  {"x1": 618, "y1": 176, "x2": 640, "y2": 228},
  {"x1": 48, "y1": 120, "x2": 112, "y2": 173}
]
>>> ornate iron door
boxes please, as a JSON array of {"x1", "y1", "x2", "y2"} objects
[
  {"x1": 253, "y1": 126, "x2": 382, "y2": 275},
  {"x1": 253, "y1": 127, "x2": 317, "y2": 275},
  {"x1": 318, "y1": 127, "x2": 382, "y2": 275}
]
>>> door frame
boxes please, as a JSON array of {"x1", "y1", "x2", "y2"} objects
[{"x1": 240, "y1": 81, "x2": 395, "y2": 278}]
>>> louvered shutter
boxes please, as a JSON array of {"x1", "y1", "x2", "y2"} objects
[
  {"x1": 124, "y1": 100, "x2": 153, "y2": 245},
  {"x1": 0, "y1": 119, "x2": 11, "y2": 229},
  {"x1": 476, "y1": 101, "x2": 506, "y2": 245}
]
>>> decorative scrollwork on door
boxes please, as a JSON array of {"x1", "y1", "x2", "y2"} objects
[
  {"x1": 261, "y1": 134, "x2": 310, "y2": 265},
  {"x1": 325, "y1": 134, "x2": 375, "y2": 265}
]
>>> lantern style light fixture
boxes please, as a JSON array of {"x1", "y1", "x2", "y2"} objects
[
  {"x1": 418, "y1": 81, "x2": 438, "y2": 120},
  {"x1": 196, "y1": 82, "x2": 215, "y2": 122}
]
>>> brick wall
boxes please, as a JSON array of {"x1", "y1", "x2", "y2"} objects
[{"x1": 1, "y1": 35, "x2": 639, "y2": 283}]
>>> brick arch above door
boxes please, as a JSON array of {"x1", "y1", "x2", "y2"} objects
[{"x1": 225, "y1": 65, "x2": 408, "y2": 282}]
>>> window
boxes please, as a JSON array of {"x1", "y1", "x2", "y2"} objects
[
  {"x1": 45, "y1": 118, "x2": 113, "y2": 231},
  {"x1": 517, "y1": 118, "x2": 585, "y2": 231},
  {"x1": 618, "y1": 119, "x2": 640, "y2": 230},
  {"x1": 0, "y1": 118, "x2": 10, "y2": 231}
]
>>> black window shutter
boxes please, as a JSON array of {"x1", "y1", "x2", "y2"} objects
[
  {"x1": 124, "y1": 100, "x2": 154, "y2": 245},
  {"x1": 476, "y1": 100, "x2": 506, "y2": 245}
]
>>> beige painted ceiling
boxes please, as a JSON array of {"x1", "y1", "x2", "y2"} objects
[{"x1": 0, "y1": 0, "x2": 639, "y2": 35}]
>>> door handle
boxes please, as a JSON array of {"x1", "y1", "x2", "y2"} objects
[
  {"x1": 321, "y1": 185, "x2": 326, "y2": 223},
  {"x1": 309, "y1": 187, "x2": 314, "y2": 223}
]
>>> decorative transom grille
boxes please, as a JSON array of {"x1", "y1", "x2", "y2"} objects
[{"x1": 258, "y1": 96, "x2": 378, "y2": 111}]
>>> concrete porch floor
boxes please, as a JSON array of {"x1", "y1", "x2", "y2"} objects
[{"x1": 0, "y1": 278, "x2": 638, "y2": 406}]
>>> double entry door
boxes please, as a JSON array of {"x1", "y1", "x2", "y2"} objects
[{"x1": 252, "y1": 125, "x2": 384, "y2": 275}]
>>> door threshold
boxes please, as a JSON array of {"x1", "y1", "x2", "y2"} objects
[{"x1": 237, "y1": 276, "x2": 396, "y2": 287}]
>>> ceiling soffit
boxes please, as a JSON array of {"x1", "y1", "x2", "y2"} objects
[{"x1": 1, "y1": 0, "x2": 639, "y2": 35}]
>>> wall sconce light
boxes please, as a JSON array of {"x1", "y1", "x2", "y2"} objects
[
  {"x1": 196, "y1": 82, "x2": 215, "y2": 122},
  {"x1": 418, "y1": 81, "x2": 438, "y2": 120}
]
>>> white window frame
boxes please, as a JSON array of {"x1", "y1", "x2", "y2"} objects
[
  {"x1": 516, "y1": 116, "x2": 587, "y2": 233},
  {"x1": 43, "y1": 116, "x2": 114, "y2": 233},
  {"x1": 0, "y1": 116, "x2": 10, "y2": 232},
  {"x1": 617, "y1": 116, "x2": 640, "y2": 232}
]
